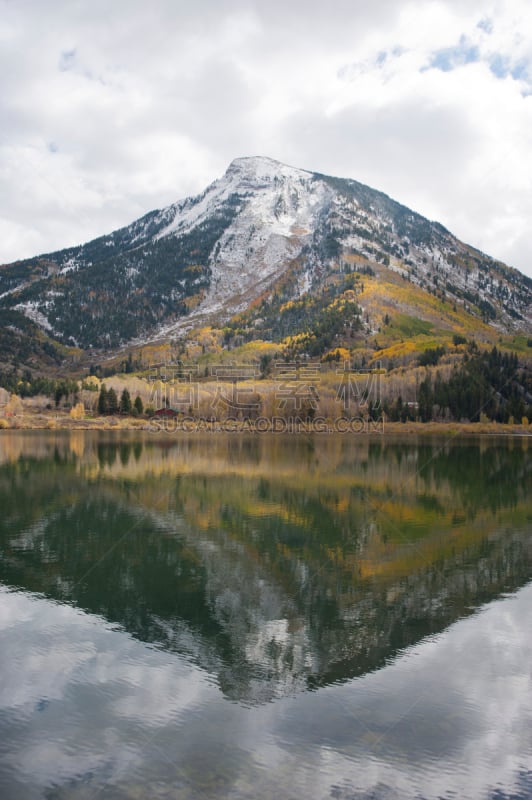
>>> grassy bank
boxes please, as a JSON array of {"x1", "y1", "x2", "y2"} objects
[{"x1": 1, "y1": 408, "x2": 530, "y2": 438}]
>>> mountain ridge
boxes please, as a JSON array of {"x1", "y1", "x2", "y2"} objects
[{"x1": 0, "y1": 156, "x2": 530, "y2": 370}]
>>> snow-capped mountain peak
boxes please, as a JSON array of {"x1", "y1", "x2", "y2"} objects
[
  {"x1": 226, "y1": 155, "x2": 312, "y2": 183},
  {"x1": 1, "y1": 157, "x2": 530, "y2": 352}
]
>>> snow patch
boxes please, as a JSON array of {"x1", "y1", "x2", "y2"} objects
[
  {"x1": 59, "y1": 257, "x2": 80, "y2": 275},
  {"x1": 14, "y1": 302, "x2": 53, "y2": 332}
]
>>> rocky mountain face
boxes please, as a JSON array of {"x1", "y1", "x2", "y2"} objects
[{"x1": 1, "y1": 156, "x2": 531, "y2": 358}]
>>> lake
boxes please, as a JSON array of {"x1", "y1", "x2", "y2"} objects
[{"x1": 0, "y1": 430, "x2": 531, "y2": 799}]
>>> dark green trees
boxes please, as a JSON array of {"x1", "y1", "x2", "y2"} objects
[
  {"x1": 97, "y1": 384, "x2": 108, "y2": 414},
  {"x1": 97, "y1": 385, "x2": 145, "y2": 416},
  {"x1": 97, "y1": 384, "x2": 118, "y2": 415},
  {"x1": 414, "y1": 347, "x2": 526, "y2": 423},
  {"x1": 119, "y1": 388, "x2": 132, "y2": 415}
]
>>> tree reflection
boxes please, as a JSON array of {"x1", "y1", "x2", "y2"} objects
[{"x1": 0, "y1": 432, "x2": 530, "y2": 704}]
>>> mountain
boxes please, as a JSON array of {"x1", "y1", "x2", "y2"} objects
[{"x1": 0, "y1": 156, "x2": 531, "y2": 366}]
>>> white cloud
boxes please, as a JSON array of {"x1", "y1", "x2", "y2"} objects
[{"x1": 0, "y1": 0, "x2": 531, "y2": 276}]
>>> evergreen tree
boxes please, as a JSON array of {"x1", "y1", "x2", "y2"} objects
[
  {"x1": 396, "y1": 395, "x2": 403, "y2": 420},
  {"x1": 433, "y1": 373, "x2": 447, "y2": 418},
  {"x1": 107, "y1": 387, "x2": 119, "y2": 415},
  {"x1": 133, "y1": 395, "x2": 144, "y2": 416},
  {"x1": 54, "y1": 385, "x2": 63, "y2": 408},
  {"x1": 119, "y1": 388, "x2": 132, "y2": 415},
  {"x1": 97, "y1": 384, "x2": 108, "y2": 415},
  {"x1": 418, "y1": 375, "x2": 433, "y2": 422}
]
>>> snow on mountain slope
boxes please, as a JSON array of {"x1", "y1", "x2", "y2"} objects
[
  {"x1": 154, "y1": 157, "x2": 333, "y2": 323},
  {"x1": 1, "y1": 156, "x2": 530, "y2": 351},
  {"x1": 161, "y1": 156, "x2": 531, "y2": 335}
]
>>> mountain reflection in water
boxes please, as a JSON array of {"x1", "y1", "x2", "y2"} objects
[
  {"x1": 1, "y1": 430, "x2": 532, "y2": 800},
  {"x1": 0, "y1": 431, "x2": 530, "y2": 705}
]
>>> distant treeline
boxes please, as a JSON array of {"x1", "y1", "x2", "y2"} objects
[
  {"x1": 0, "y1": 373, "x2": 79, "y2": 405},
  {"x1": 1, "y1": 346, "x2": 530, "y2": 424},
  {"x1": 383, "y1": 346, "x2": 531, "y2": 423}
]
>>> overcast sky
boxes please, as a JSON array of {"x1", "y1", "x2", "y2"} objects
[{"x1": 1, "y1": 0, "x2": 531, "y2": 277}]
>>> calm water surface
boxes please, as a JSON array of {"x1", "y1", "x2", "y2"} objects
[{"x1": 0, "y1": 430, "x2": 531, "y2": 799}]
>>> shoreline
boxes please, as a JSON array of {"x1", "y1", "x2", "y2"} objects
[{"x1": 1, "y1": 412, "x2": 531, "y2": 438}]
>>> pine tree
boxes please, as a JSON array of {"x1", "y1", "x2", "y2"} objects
[
  {"x1": 97, "y1": 384, "x2": 108, "y2": 415},
  {"x1": 107, "y1": 387, "x2": 119, "y2": 415},
  {"x1": 133, "y1": 395, "x2": 144, "y2": 416},
  {"x1": 418, "y1": 375, "x2": 433, "y2": 422},
  {"x1": 120, "y1": 388, "x2": 132, "y2": 415}
]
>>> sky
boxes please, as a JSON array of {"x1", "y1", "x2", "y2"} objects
[{"x1": 1, "y1": 0, "x2": 532, "y2": 278}]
